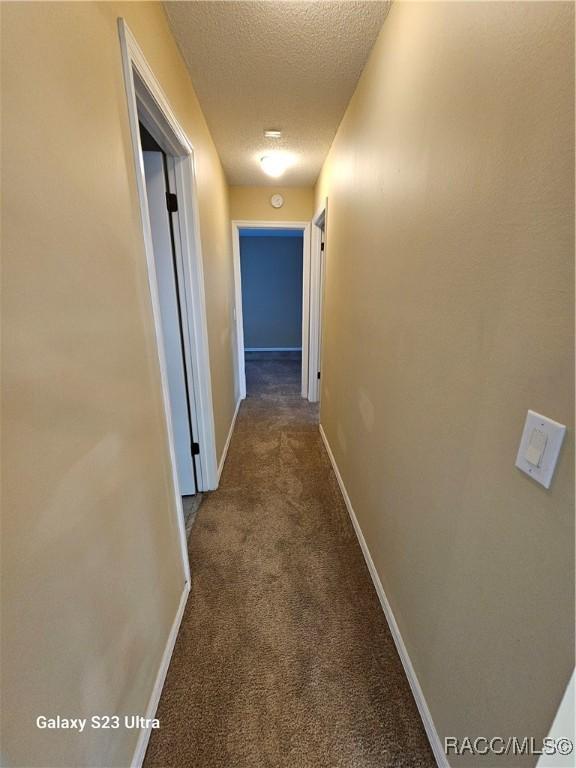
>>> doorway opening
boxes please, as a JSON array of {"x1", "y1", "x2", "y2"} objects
[
  {"x1": 232, "y1": 220, "x2": 311, "y2": 401},
  {"x1": 239, "y1": 228, "x2": 304, "y2": 397},
  {"x1": 119, "y1": 18, "x2": 220, "y2": 596}
]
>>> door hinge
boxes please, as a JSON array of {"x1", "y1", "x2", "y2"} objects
[
  {"x1": 320, "y1": 242, "x2": 325, "y2": 251},
  {"x1": 166, "y1": 192, "x2": 178, "y2": 213},
  {"x1": 191, "y1": 442, "x2": 200, "y2": 456},
  {"x1": 317, "y1": 371, "x2": 321, "y2": 380}
]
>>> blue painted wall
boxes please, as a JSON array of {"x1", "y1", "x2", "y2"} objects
[{"x1": 240, "y1": 234, "x2": 303, "y2": 349}]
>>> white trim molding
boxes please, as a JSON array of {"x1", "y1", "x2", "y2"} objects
[
  {"x1": 130, "y1": 584, "x2": 190, "y2": 768},
  {"x1": 118, "y1": 18, "x2": 218, "y2": 499},
  {"x1": 319, "y1": 424, "x2": 449, "y2": 768},
  {"x1": 218, "y1": 397, "x2": 242, "y2": 481},
  {"x1": 231, "y1": 220, "x2": 312, "y2": 400}
]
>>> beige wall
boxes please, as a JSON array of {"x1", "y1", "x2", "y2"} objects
[
  {"x1": 1, "y1": 3, "x2": 235, "y2": 766},
  {"x1": 229, "y1": 185, "x2": 314, "y2": 222},
  {"x1": 316, "y1": 2, "x2": 574, "y2": 763}
]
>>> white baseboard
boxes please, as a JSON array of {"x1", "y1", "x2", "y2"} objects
[
  {"x1": 318, "y1": 424, "x2": 448, "y2": 768},
  {"x1": 130, "y1": 582, "x2": 190, "y2": 768},
  {"x1": 217, "y1": 397, "x2": 242, "y2": 482},
  {"x1": 245, "y1": 347, "x2": 302, "y2": 352}
]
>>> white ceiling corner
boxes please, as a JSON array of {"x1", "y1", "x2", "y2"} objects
[{"x1": 163, "y1": 1, "x2": 391, "y2": 187}]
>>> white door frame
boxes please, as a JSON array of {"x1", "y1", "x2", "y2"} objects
[
  {"x1": 231, "y1": 220, "x2": 311, "y2": 400},
  {"x1": 118, "y1": 19, "x2": 219, "y2": 578},
  {"x1": 308, "y1": 199, "x2": 328, "y2": 402}
]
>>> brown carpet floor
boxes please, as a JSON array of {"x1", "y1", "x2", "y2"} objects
[{"x1": 144, "y1": 357, "x2": 435, "y2": 768}]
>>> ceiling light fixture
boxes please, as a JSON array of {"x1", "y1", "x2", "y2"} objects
[
  {"x1": 264, "y1": 129, "x2": 282, "y2": 139},
  {"x1": 260, "y1": 153, "x2": 290, "y2": 178}
]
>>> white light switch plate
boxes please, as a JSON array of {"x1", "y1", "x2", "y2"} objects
[{"x1": 516, "y1": 410, "x2": 566, "y2": 489}]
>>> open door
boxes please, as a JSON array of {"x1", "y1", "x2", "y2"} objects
[
  {"x1": 308, "y1": 202, "x2": 327, "y2": 402},
  {"x1": 143, "y1": 150, "x2": 198, "y2": 496}
]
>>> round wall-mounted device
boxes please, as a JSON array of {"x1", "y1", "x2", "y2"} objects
[{"x1": 270, "y1": 194, "x2": 284, "y2": 209}]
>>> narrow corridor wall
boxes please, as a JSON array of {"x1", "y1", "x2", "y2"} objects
[
  {"x1": 315, "y1": 1, "x2": 574, "y2": 761},
  {"x1": 1, "y1": 2, "x2": 236, "y2": 766}
]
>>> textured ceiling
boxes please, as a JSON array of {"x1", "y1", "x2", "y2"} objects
[{"x1": 164, "y1": 1, "x2": 390, "y2": 186}]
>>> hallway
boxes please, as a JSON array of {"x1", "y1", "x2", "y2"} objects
[
  {"x1": 3, "y1": 3, "x2": 574, "y2": 766},
  {"x1": 144, "y1": 358, "x2": 434, "y2": 767}
]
